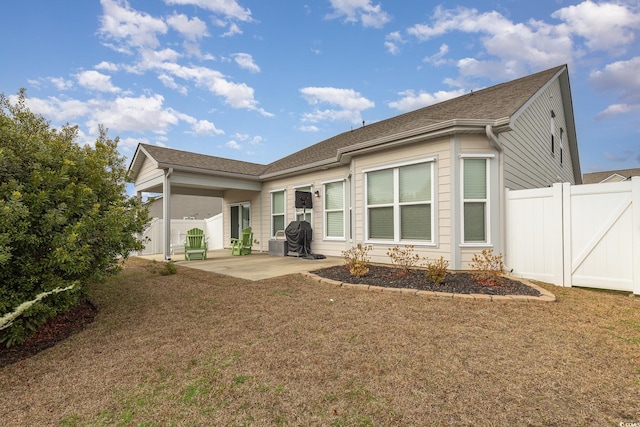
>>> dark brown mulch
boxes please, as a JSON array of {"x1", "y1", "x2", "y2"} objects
[
  {"x1": 311, "y1": 264, "x2": 541, "y2": 296},
  {"x1": 0, "y1": 299, "x2": 98, "y2": 368}
]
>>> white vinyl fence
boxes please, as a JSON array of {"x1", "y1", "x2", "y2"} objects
[
  {"x1": 137, "y1": 214, "x2": 223, "y2": 256},
  {"x1": 506, "y1": 177, "x2": 640, "y2": 294}
]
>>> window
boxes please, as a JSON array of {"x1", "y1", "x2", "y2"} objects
[
  {"x1": 295, "y1": 185, "x2": 312, "y2": 222},
  {"x1": 560, "y1": 127, "x2": 564, "y2": 165},
  {"x1": 324, "y1": 181, "x2": 344, "y2": 239},
  {"x1": 550, "y1": 110, "x2": 556, "y2": 155},
  {"x1": 462, "y1": 158, "x2": 488, "y2": 243},
  {"x1": 365, "y1": 161, "x2": 433, "y2": 242},
  {"x1": 271, "y1": 190, "x2": 286, "y2": 236}
]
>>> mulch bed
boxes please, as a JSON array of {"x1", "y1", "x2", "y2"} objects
[
  {"x1": 311, "y1": 264, "x2": 541, "y2": 296},
  {"x1": 0, "y1": 299, "x2": 98, "y2": 368}
]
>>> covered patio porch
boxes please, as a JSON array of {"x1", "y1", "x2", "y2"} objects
[{"x1": 129, "y1": 144, "x2": 265, "y2": 260}]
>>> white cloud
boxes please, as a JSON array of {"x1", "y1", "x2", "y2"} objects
[
  {"x1": 86, "y1": 94, "x2": 180, "y2": 135},
  {"x1": 226, "y1": 140, "x2": 242, "y2": 149},
  {"x1": 166, "y1": 13, "x2": 208, "y2": 41},
  {"x1": 406, "y1": 6, "x2": 573, "y2": 80},
  {"x1": 48, "y1": 77, "x2": 74, "y2": 90},
  {"x1": 590, "y1": 56, "x2": 640, "y2": 96},
  {"x1": 18, "y1": 96, "x2": 90, "y2": 122},
  {"x1": 552, "y1": 1, "x2": 640, "y2": 54},
  {"x1": 384, "y1": 31, "x2": 404, "y2": 55},
  {"x1": 95, "y1": 61, "x2": 119, "y2": 72},
  {"x1": 232, "y1": 53, "x2": 260, "y2": 73},
  {"x1": 158, "y1": 73, "x2": 188, "y2": 95},
  {"x1": 402, "y1": 2, "x2": 640, "y2": 83},
  {"x1": 164, "y1": 0, "x2": 252, "y2": 22},
  {"x1": 156, "y1": 63, "x2": 271, "y2": 115},
  {"x1": 327, "y1": 0, "x2": 390, "y2": 28},
  {"x1": 298, "y1": 125, "x2": 319, "y2": 132},
  {"x1": 97, "y1": 0, "x2": 269, "y2": 116},
  {"x1": 249, "y1": 135, "x2": 263, "y2": 145},
  {"x1": 423, "y1": 43, "x2": 449, "y2": 65},
  {"x1": 99, "y1": 0, "x2": 168, "y2": 52},
  {"x1": 591, "y1": 57, "x2": 640, "y2": 118},
  {"x1": 190, "y1": 119, "x2": 224, "y2": 136},
  {"x1": 220, "y1": 22, "x2": 243, "y2": 37},
  {"x1": 231, "y1": 133, "x2": 263, "y2": 144},
  {"x1": 75, "y1": 70, "x2": 121, "y2": 93},
  {"x1": 118, "y1": 136, "x2": 148, "y2": 152},
  {"x1": 388, "y1": 88, "x2": 466, "y2": 112},
  {"x1": 300, "y1": 87, "x2": 374, "y2": 124}
]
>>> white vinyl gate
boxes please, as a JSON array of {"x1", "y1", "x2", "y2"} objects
[{"x1": 506, "y1": 177, "x2": 640, "y2": 295}]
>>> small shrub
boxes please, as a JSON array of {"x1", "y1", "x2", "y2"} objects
[
  {"x1": 341, "y1": 244, "x2": 372, "y2": 277},
  {"x1": 470, "y1": 249, "x2": 504, "y2": 286},
  {"x1": 424, "y1": 256, "x2": 449, "y2": 286},
  {"x1": 149, "y1": 260, "x2": 177, "y2": 276},
  {"x1": 387, "y1": 245, "x2": 420, "y2": 275}
]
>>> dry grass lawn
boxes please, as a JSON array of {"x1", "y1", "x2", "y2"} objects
[{"x1": 1, "y1": 257, "x2": 639, "y2": 426}]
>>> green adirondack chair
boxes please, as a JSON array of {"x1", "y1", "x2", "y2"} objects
[
  {"x1": 184, "y1": 228, "x2": 207, "y2": 260},
  {"x1": 231, "y1": 227, "x2": 253, "y2": 255}
]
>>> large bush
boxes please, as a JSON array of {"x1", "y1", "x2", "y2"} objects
[{"x1": 0, "y1": 90, "x2": 149, "y2": 346}]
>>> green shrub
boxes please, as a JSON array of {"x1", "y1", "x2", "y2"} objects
[
  {"x1": 470, "y1": 249, "x2": 505, "y2": 286},
  {"x1": 149, "y1": 260, "x2": 177, "y2": 276},
  {"x1": 424, "y1": 256, "x2": 449, "y2": 286},
  {"x1": 341, "y1": 244, "x2": 372, "y2": 277},
  {"x1": 0, "y1": 90, "x2": 150, "y2": 347},
  {"x1": 387, "y1": 245, "x2": 420, "y2": 275}
]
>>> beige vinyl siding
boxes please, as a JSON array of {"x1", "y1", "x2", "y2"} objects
[
  {"x1": 147, "y1": 195, "x2": 222, "y2": 219},
  {"x1": 260, "y1": 166, "x2": 351, "y2": 256},
  {"x1": 135, "y1": 156, "x2": 162, "y2": 187},
  {"x1": 502, "y1": 79, "x2": 576, "y2": 190},
  {"x1": 353, "y1": 137, "x2": 451, "y2": 264}
]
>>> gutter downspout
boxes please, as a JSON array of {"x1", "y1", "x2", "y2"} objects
[{"x1": 485, "y1": 125, "x2": 510, "y2": 270}]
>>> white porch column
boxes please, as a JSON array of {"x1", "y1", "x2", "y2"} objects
[{"x1": 163, "y1": 168, "x2": 173, "y2": 260}]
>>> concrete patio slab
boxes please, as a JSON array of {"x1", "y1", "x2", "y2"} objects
[{"x1": 137, "y1": 249, "x2": 343, "y2": 281}]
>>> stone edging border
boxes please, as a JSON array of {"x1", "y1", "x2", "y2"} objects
[{"x1": 301, "y1": 271, "x2": 556, "y2": 302}]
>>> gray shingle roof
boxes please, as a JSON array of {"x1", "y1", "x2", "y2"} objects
[
  {"x1": 139, "y1": 144, "x2": 268, "y2": 177},
  {"x1": 582, "y1": 168, "x2": 640, "y2": 184},
  {"x1": 135, "y1": 65, "x2": 565, "y2": 179}
]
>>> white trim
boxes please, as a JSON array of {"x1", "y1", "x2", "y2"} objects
[
  {"x1": 362, "y1": 157, "x2": 436, "y2": 173},
  {"x1": 460, "y1": 156, "x2": 491, "y2": 245},
  {"x1": 270, "y1": 188, "x2": 287, "y2": 238},
  {"x1": 322, "y1": 179, "x2": 346, "y2": 240},
  {"x1": 364, "y1": 160, "x2": 435, "y2": 244},
  {"x1": 458, "y1": 153, "x2": 496, "y2": 159}
]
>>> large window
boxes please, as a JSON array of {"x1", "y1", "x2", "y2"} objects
[
  {"x1": 324, "y1": 180, "x2": 344, "y2": 239},
  {"x1": 462, "y1": 158, "x2": 489, "y2": 243},
  {"x1": 365, "y1": 161, "x2": 433, "y2": 242},
  {"x1": 295, "y1": 185, "x2": 312, "y2": 222},
  {"x1": 271, "y1": 190, "x2": 286, "y2": 236}
]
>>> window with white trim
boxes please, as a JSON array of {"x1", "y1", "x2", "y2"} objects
[
  {"x1": 462, "y1": 158, "x2": 489, "y2": 243},
  {"x1": 271, "y1": 190, "x2": 286, "y2": 236},
  {"x1": 295, "y1": 185, "x2": 312, "y2": 222},
  {"x1": 365, "y1": 161, "x2": 433, "y2": 242},
  {"x1": 324, "y1": 180, "x2": 344, "y2": 239}
]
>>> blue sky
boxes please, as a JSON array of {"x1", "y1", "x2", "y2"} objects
[{"x1": 1, "y1": 0, "x2": 639, "y2": 175}]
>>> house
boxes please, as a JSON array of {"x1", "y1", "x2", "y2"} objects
[
  {"x1": 146, "y1": 194, "x2": 222, "y2": 219},
  {"x1": 129, "y1": 64, "x2": 581, "y2": 269},
  {"x1": 582, "y1": 168, "x2": 640, "y2": 184}
]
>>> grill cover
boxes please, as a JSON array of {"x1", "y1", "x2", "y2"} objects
[{"x1": 285, "y1": 221, "x2": 313, "y2": 255}]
